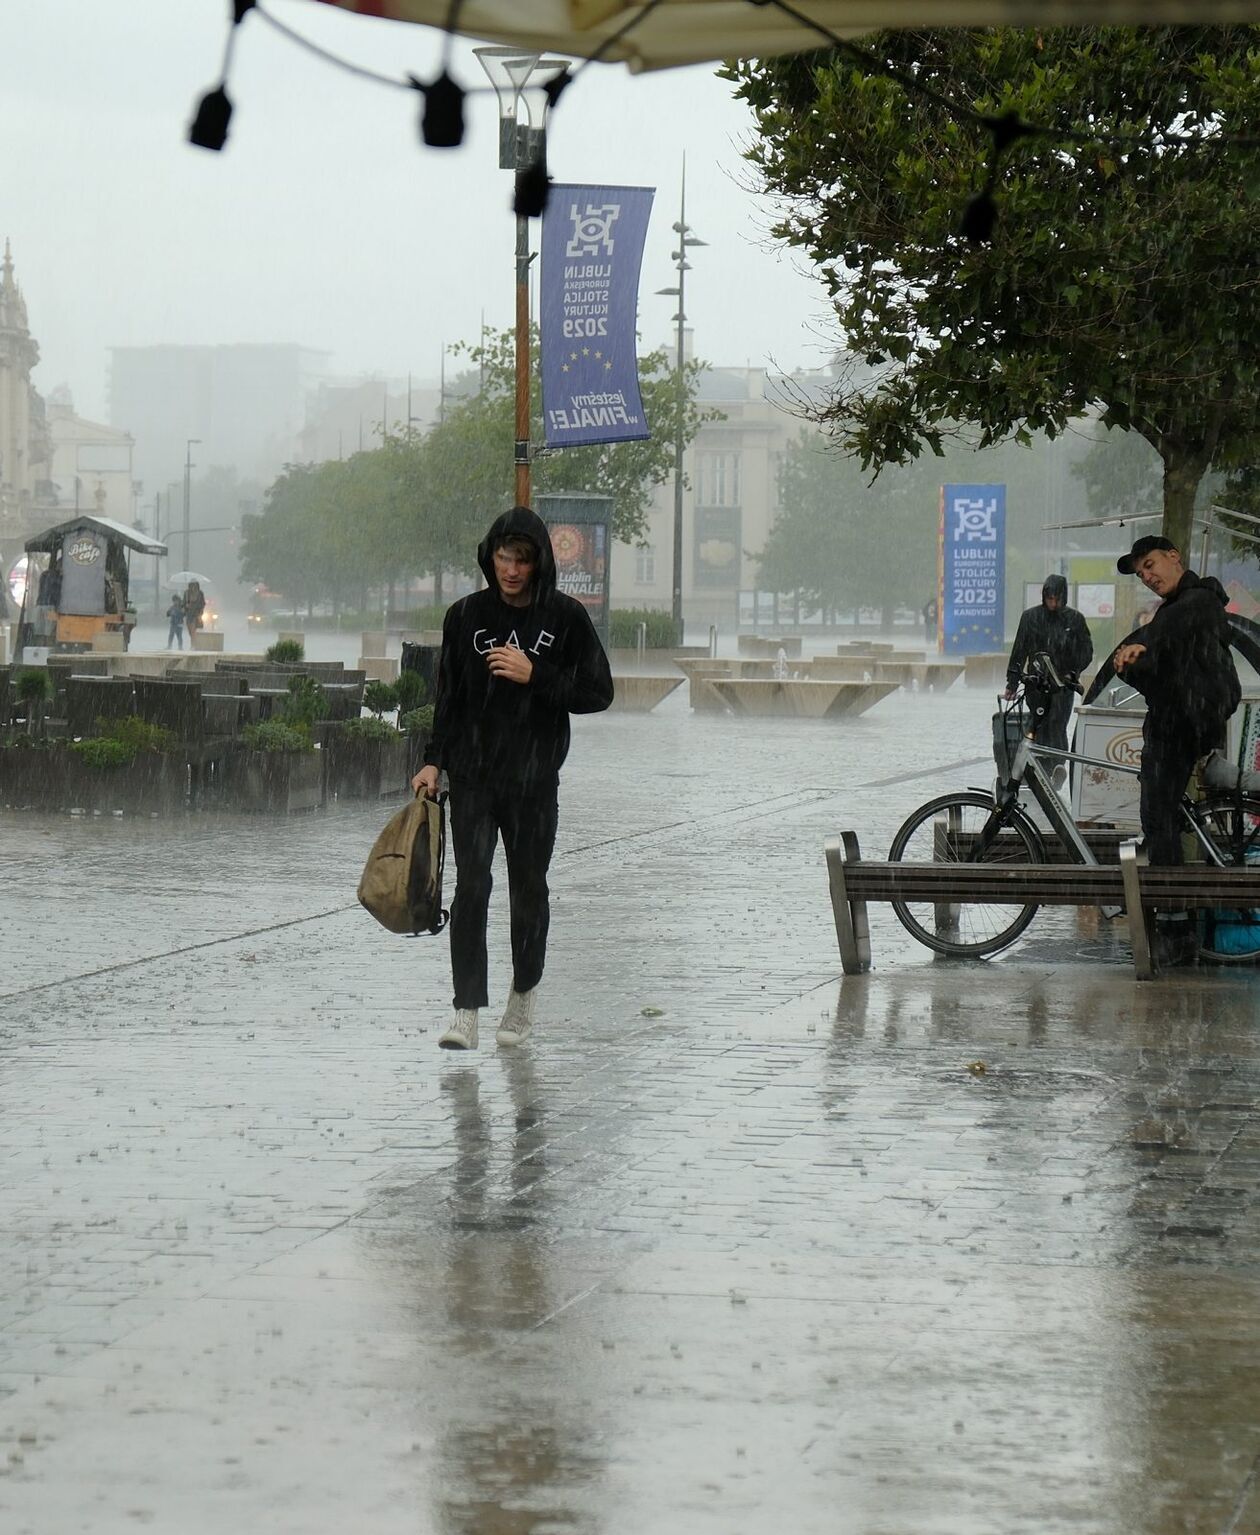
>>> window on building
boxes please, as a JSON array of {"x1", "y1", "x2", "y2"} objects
[
  {"x1": 634, "y1": 545, "x2": 656, "y2": 585},
  {"x1": 697, "y1": 451, "x2": 741, "y2": 507}
]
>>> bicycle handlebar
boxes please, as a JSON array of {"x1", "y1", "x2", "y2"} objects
[{"x1": 1019, "y1": 651, "x2": 1083, "y2": 696}]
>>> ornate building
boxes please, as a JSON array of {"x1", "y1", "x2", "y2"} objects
[{"x1": 0, "y1": 239, "x2": 54, "y2": 589}]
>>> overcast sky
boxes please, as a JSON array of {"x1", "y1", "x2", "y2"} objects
[{"x1": 2, "y1": 0, "x2": 834, "y2": 424}]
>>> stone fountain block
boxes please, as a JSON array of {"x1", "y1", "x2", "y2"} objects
[
  {"x1": 607, "y1": 675, "x2": 685, "y2": 712},
  {"x1": 707, "y1": 678, "x2": 899, "y2": 719}
]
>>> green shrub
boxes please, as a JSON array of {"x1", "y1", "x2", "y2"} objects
[
  {"x1": 399, "y1": 704, "x2": 435, "y2": 735},
  {"x1": 72, "y1": 737, "x2": 135, "y2": 769},
  {"x1": 363, "y1": 680, "x2": 399, "y2": 717},
  {"x1": 338, "y1": 715, "x2": 399, "y2": 742},
  {"x1": 242, "y1": 720, "x2": 312, "y2": 753},
  {"x1": 266, "y1": 639, "x2": 305, "y2": 663},
  {"x1": 393, "y1": 605, "x2": 449, "y2": 630},
  {"x1": 394, "y1": 669, "x2": 428, "y2": 711},
  {"x1": 15, "y1": 668, "x2": 51, "y2": 703},
  {"x1": 278, "y1": 675, "x2": 326, "y2": 729},
  {"x1": 103, "y1": 715, "x2": 177, "y2": 755},
  {"x1": 608, "y1": 608, "x2": 678, "y2": 648}
]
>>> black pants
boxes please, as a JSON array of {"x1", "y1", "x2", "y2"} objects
[
  {"x1": 448, "y1": 779, "x2": 559, "y2": 1010},
  {"x1": 1139, "y1": 715, "x2": 1222, "y2": 868},
  {"x1": 1033, "y1": 690, "x2": 1075, "y2": 756}
]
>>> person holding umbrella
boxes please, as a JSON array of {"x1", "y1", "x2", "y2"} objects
[{"x1": 183, "y1": 580, "x2": 206, "y2": 641}]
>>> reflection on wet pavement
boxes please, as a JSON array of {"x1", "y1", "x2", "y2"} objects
[{"x1": 0, "y1": 686, "x2": 1258, "y2": 1533}]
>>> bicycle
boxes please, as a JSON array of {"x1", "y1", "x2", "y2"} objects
[{"x1": 886, "y1": 653, "x2": 1260, "y2": 962}]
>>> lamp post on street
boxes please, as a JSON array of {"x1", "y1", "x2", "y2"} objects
[
  {"x1": 474, "y1": 47, "x2": 568, "y2": 509},
  {"x1": 656, "y1": 163, "x2": 705, "y2": 643},
  {"x1": 183, "y1": 439, "x2": 200, "y2": 572}
]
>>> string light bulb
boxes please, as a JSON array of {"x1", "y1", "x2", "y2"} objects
[
  {"x1": 189, "y1": 86, "x2": 233, "y2": 152},
  {"x1": 188, "y1": 0, "x2": 254, "y2": 153},
  {"x1": 417, "y1": 70, "x2": 466, "y2": 148}
]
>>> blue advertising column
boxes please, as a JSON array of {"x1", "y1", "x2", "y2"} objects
[
  {"x1": 939, "y1": 484, "x2": 1006, "y2": 654},
  {"x1": 536, "y1": 492, "x2": 614, "y2": 652}
]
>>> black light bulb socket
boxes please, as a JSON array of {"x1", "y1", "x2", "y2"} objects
[
  {"x1": 189, "y1": 85, "x2": 233, "y2": 152},
  {"x1": 419, "y1": 71, "x2": 465, "y2": 149},
  {"x1": 514, "y1": 160, "x2": 551, "y2": 219},
  {"x1": 960, "y1": 191, "x2": 998, "y2": 245}
]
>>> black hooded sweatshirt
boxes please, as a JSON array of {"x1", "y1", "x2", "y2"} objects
[
  {"x1": 424, "y1": 507, "x2": 614, "y2": 789},
  {"x1": 1006, "y1": 574, "x2": 1093, "y2": 690}
]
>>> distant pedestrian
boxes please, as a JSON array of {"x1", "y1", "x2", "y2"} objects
[
  {"x1": 922, "y1": 597, "x2": 938, "y2": 646},
  {"x1": 183, "y1": 581, "x2": 206, "y2": 640},
  {"x1": 1005, "y1": 575, "x2": 1093, "y2": 754},
  {"x1": 166, "y1": 594, "x2": 185, "y2": 650},
  {"x1": 410, "y1": 506, "x2": 614, "y2": 1052}
]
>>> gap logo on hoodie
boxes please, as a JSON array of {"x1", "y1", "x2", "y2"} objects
[{"x1": 472, "y1": 626, "x2": 556, "y2": 657}]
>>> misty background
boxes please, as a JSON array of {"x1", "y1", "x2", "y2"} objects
[{"x1": 2, "y1": 0, "x2": 1190, "y2": 636}]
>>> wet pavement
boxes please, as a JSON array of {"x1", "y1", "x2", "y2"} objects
[{"x1": 2, "y1": 678, "x2": 1259, "y2": 1533}]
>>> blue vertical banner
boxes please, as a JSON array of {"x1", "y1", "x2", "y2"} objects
[
  {"x1": 939, "y1": 484, "x2": 1006, "y2": 653},
  {"x1": 540, "y1": 184, "x2": 654, "y2": 448}
]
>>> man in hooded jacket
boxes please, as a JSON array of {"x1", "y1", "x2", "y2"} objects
[
  {"x1": 1113, "y1": 535, "x2": 1241, "y2": 866},
  {"x1": 411, "y1": 507, "x2": 614, "y2": 1051},
  {"x1": 1005, "y1": 574, "x2": 1094, "y2": 754}
]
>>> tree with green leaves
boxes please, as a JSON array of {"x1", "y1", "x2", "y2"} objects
[
  {"x1": 726, "y1": 27, "x2": 1260, "y2": 552},
  {"x1": 242, "y1": 327, "x2": 712, "y2": 610},
  {"x1": 429, "y1": 326, "x2": 714, "y2": 547}
]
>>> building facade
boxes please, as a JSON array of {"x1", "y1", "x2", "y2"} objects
[
  {"x1": 108, "y1": 343, "x2": 328, "y2": 498},
  {"x1": 0, "y1": 241, "x2": 53, "y2": 582},
  {"x1": 609, "y1": 361, "x2": 837, "y2": 633}
]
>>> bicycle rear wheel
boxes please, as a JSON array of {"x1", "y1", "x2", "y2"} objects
[
  {"x1": 1194, "y1": 793, "x2": 1260, "y2": 964},
  {"x1": 887, "y1": 790, "x2": 1046, "y2": 958}
]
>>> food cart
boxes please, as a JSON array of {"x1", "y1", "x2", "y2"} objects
[{"x1": 14, "y1": 515, "x2": 166, "y2": 659}]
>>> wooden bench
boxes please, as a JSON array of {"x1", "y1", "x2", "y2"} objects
[{"x1": 824, "y1": 830, "x2": 1260, "y2": 980}]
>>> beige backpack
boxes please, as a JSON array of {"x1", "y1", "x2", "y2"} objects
[{"x1": 357, "y1": 792, "x2": 448, "y2": 935}]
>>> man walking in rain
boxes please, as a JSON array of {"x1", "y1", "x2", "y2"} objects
[
  {"x1": 411, "y1": 507, "x2": 614, "y2": 1050},
  {"x1": 1005, "y1": 574, "x2": 1094, "y2": 768},
  {"x1": 1112, "y1": 534, "x2": 1240, "y2": 961}
]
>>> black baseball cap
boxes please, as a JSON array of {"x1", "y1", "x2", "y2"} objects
[{"x1": 1117, "y1": 534, "x2": 1178, "y2": 574}]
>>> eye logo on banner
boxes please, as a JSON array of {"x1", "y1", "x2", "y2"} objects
[
  {"x1": 541, "y1": 182, "x2": 654, "y2": 449},
  {"x1": 938, "y1": 483, "x2": 1006, "y2": 653},
  {"x1": 566, "y1": 203, "x2": 619, "y2": 257}
]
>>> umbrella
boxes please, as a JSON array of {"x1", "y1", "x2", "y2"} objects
[
  {"x1": 305, "y1": 0, "x2": 1260, "y2": 71},
  {"x1": 167, "y1": 571, "x2": 213, "y2": 587}
]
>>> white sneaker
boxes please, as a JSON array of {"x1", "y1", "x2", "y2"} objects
[
  {"x1": 496, "y1": 987, "x2": 536, "y2": 1047},
  {"x1": 439, "y1": 1009, "x2": 479, "y2": 1050}
]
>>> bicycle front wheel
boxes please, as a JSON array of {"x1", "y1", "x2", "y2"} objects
[
  {"x1": 1194, "y1": 793, "x2": 1260, "y2": 964},
  {"x1": 888, "y1": 791, "x2": 1045, "y2": 958}
]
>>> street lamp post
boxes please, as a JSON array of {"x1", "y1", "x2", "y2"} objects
[
  {"x1": 183, "y1": 439, "x2": 200, "y2": 572},
  {"x1": 655, "y1": 163, "x2": 706, "y2": 644},
  {"x1": 475, "y1": 48, "x2": 568, "y2": 510}
]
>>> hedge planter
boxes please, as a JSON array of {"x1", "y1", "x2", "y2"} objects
[
  {"x1": 0, "y1": 743, "x2": 188, "y2": 814},
  {"x1": 325, "y1": 730, "x2": 410, "y2": 800},
  {"x1": 224, "y1": 748, "x2": 324, "y2": 813}
]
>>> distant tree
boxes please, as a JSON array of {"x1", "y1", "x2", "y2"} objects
[
  {"x1": 759, "y1": 431, "x2": 936, "y2": 621},
  {"x1": 726, "y1": 26, "x2": 1260, "y2": 552},
  {"x1": 242, "y1": 326, "x2": 713, "y2": 608},
  {"x1": 423, "y1": 326, "x2": 715, "y2": 547}
]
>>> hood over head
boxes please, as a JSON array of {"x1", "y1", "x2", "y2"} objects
[
  {"x1": 477, "y1": 506, "x2": 556, "y2": 603},
  {"x1": 1042, "y1": 574, "x2": 1068, "y2": 606}
]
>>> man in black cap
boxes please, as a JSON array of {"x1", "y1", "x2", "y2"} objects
[
  {"x1": 1113, "y1": 534, "x2": 1240, "y2": 959},
  {"x1": 1004, "y1": 574, "x2": 1094, "y2": 761}
]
